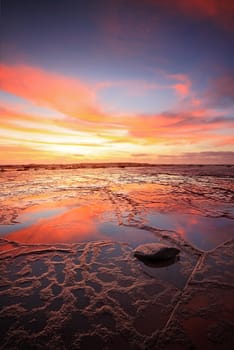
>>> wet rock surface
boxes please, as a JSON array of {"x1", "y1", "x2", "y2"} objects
[
  {"x1": 146, "y1": 240, "x2": 234, "y2": 350},
  {"x1": 0, "y1": 165, "x2": 233, "y2": 349}
]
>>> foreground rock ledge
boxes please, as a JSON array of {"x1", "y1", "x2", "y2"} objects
[{"x1": 134, "y1": 243, "x2": 180, "y2": 261}]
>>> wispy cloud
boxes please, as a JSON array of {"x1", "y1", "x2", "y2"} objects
[
  {"x1": 0, "y1": 63, "x2": 233, "y2": 164},
  {"x1": 0, "y1": 64, "x2": 105, "y2": 123},
  {"x1": 157, "y1": 151, "x2": 234, "y2": 164},
  {"x1": 167, "y1": 74, "x2": 191, "y2": 97}
]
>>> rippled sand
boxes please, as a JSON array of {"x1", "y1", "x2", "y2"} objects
[{"x1": 0, "y1": 165, "x2": 233, "y2": 349}]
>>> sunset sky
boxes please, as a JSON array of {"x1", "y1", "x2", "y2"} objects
[{"x1": 0, "y1": 0, "x2": 234, "y2": 164}]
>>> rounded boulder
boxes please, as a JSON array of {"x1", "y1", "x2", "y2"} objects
[{"x1": 134, "y1": 243, "x2": 180, "y2": 261}]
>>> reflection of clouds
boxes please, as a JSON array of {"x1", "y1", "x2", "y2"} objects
[
  {"x1": 109, "y1": 181, "x2": 233, "y2": 250},
  {"x1": 168, "y1": 214, "x2": 233, "y2": 250},
  {"x1": 2, "y1": 167, "x2": 233, "y2": 250},
  {"x1": 6, "y1": 202, "x2": 107, "y2": 244}
]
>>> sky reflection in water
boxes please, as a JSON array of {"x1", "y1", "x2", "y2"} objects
[
  {"x1": 0, "y1": 201, "x2": 156, "y2": 246},
  {"x1": 0, "y1": 198, "x2": 232, "y2": 250},
  {"x1": 147, "y1": 213, "x2": 233, "y2": 250},
  {"x1": 0, "y1": 166, "x2": 233, "y2": 250}
]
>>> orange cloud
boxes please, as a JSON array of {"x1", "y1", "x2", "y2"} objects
[
  {"x1": 0, "y1": 64, "x2": 107, "y2": 123},
  {"x1": 125, "y1": 108, "x2": 234, "y2": 149},
  {"x1": 214, "y1": 136, "x2": 234, "y2": 146},
  {"x1": 0, "y1": 63, "x2": 233, "y2": 164}
]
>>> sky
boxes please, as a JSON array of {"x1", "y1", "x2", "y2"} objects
[{"x1": 0, "y1": 0, "x2": 234, "y2": 164}]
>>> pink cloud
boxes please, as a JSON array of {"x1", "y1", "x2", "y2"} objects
[
  {"x1": 167, "y1": 73, "x2": 191, "y2": 97},
  {"x1": 0, "y1": 64, "x2": 107, "y2": 123},
  {"x1": 0, "y1": 63, "x2": 233, "y2": 164}
]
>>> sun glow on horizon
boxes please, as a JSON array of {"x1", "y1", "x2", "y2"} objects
[{"x1": 0, "y1": 0, "x2": 233, "y2": 164}]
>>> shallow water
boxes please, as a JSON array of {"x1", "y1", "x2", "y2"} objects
[
  {"x1": 0, "y1": 165, "x2": 233, "y2": 250},
  {"x1": 0, "y1": 165, "x2": 233, "y2": 349}
]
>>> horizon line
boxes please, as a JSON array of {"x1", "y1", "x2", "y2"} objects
[{"x1": 1, "y1": 162, "x2": 234, "y2": 167}]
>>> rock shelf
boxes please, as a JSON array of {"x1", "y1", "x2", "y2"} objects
[{"x1": 0, "y1": 165, "x2": 233, "y2": 349}]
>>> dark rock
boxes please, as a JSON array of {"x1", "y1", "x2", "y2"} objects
[
  {"x1": 134, "y1": 243, "x2": 180, "y2": 261},
  {"x1": 140, "y1": 255, "x2": 180, "y2": 268}
]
